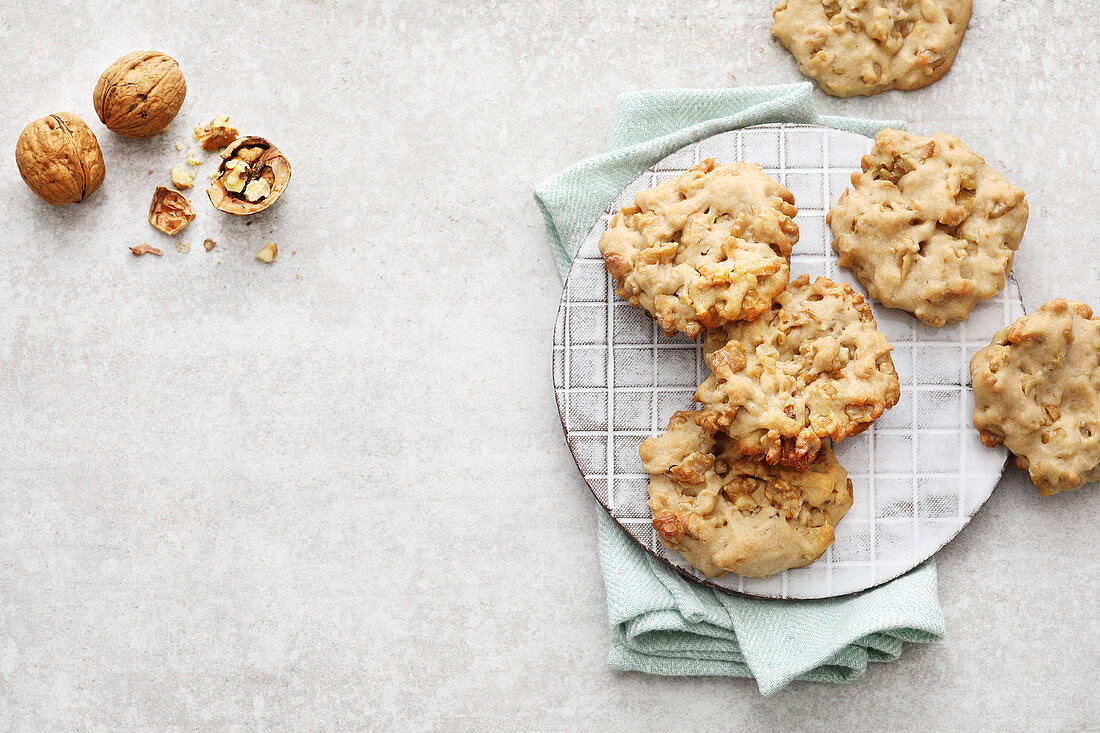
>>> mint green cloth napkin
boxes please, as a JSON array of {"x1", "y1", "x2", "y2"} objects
[{"x1": 534, "y1": 83, "x2": 945, "y2": 696}]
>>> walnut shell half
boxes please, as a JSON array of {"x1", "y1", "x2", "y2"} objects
[
  {"x1": 15, "y1": 113, "x2": 105, "y2": 205},
  {"x1": 93, "y1": 51, "x2": 186, "y2": 139},
  {"x1": 149, "y1": 186, "x2": 195, "y2": 235},
  {"x1": 207, "y1": 137, "x2": 291, "y2": 216}
]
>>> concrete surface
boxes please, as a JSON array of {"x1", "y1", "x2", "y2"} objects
[{"x1": 0, "y1": 1, "x2": 1097, "y2": 730}]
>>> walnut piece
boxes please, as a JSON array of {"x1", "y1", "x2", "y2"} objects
[
  {"x1": 254, "y1": 242, "x2": 278, "y2": 263},
  {"x1": 194, "y1": 116, "x2": 239, "y2": 151},
  {"x1": 203, "y1": 238, "x2": 216, "y2": 252},
  {"x1": 652, "y1": 511, "x2": 686, "y2": 543},
  {"x1": 185, "y1": 148, "x2": 204, "y2": 166},
  {"x1": 171, "y1": 166, "x2": 193, "y2": 189},
  {"x1": 15, "y1": 113, "x2": 106, "y2": 206},
  {"x1": 130, "y1": 243, "x2": 162, "y2": 256},
  {"x1": 208, "y1": 137, "x2": 291, "y2": 216},
  {"x1": 243, "y1": 178, "x2": 271, "y2": 201},
  {"x1": 148, "y1": 186, "x2": 195, "y2": 235},
  {"x1": 176, "y1": 242, "x2": 191, "y2": 254},
  {"x1": 93, "y1": 51, "x2": 186, "y2": 139}
]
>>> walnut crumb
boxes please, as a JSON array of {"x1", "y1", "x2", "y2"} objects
[
  {"x1": 175, "y1": 141, "x2": 183, "y2": 151},
  {"x1": 203, "y1": 238, "x2": 216, "y2": 252},
  {"x1": 185, "y1": 148, "x2": 204, "y2": 166},
  {"x1": 255, "y1": 241, "x2": 277, "y2": 263},
  {"x1": 130, "y1": 243, "x2": 162, "y2": 257},
  {"x1": 171, "y1": 166, "x2": 193, "y2": 189},
  {"x1": 176, "y1": 241, "x2": 191, "y2": 254}
]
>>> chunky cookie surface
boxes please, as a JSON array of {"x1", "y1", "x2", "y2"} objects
[
  {"x1": 828, "y1": 129, "x2": 1028, "y2": 326},
  {"x1": 694, "y1": 275, "x2": 899, "y2": 470},
  {"x1": 598, "y1": 159, "x2": 798, "y2": 339},
  {"x1": 642, "y1": 411, "x2": 853, "y2": 579},
  {"x1": 771, "y1": 0, "x2": 972, "y2": 97},
  {"x1": 971, "y1": 299, "x2": 1100, "y2": 496}
]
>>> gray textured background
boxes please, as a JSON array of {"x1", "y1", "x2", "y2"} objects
[{"x1": 0, "y1": 1, "x2": 1097, "y2": 730}]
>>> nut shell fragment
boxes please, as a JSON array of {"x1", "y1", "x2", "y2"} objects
[
  {"x1": 93, "y1": 51, "x2": 186, "y2": 139},
  {"x1": 207, "y1": 136, "x2": 291, "y2": 216},
  {"x1": 15, "y1": 113, "x2": 106, "y2": 205},
  {"x1": 149, "y1": 186, "x2": 195, "y2": 235},
  {"x1": 130, "y1": 243, "x2": 162, "y2": 256}
]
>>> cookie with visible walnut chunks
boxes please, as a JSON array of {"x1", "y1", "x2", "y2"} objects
[
  {"x1": 598, "y1": 159, "x2": 798, "y2": 339},
  {"x1": 641, "y1": 410, "x2": 853, "y2": 579},
  {"x1": 828, "y1": 129, "x2": 1028, "y2": 326},
  {"x1": 971, "y1": 299, "x2": 1100, "y2": 496},
  {"x1": 694, "y1": 275, "x2": 900, "y2": 470},
  {"x1": 771, "y1": 0, "x2": 972, "y2": 97}
]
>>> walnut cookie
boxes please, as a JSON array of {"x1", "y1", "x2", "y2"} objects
[
  {"x1": 694, "y1": 275, "x2": 900, "y2": 470},
  {"x1": 771, "y1": 0, "x2": 972, "y2": 97},
  {"x1": 971, "y1": 300, "x2": 1100, "y2": 496},
  {"x1": 641, "y1": 411, "x2": 853, "y2": 579},
  {"x1": 598, "y1": 159, "x2": 798, "y2": 339},
  {"x1": 828, "y1": 129, "x2": 1028, "y2": 326}
]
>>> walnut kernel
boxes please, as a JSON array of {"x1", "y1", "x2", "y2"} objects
[
  {"x1": 652, "y1": 512, "x2": 686, "y2": 542},
  {"x1": 171, "y1": 166, "x2": 193, "y2": 189},
  {"x1": 254, "y1": 242, "x2": 278, "y2": 263},
  {"x1": 93, "y1": 51, "x2": 186, "y2": 139},
  {"x1": 243, "y1": 178, "x2": 271, "y2": 202},
  {"x1": 148, "y1": 186, "x2": 195, "y2": 235},
  {"x1": 203, "y1": 238, "x2": 216, "y2": 252},
  {"x1": 194, "y1": 116, "x2": 238, "y2": 151},
  {"x1": 15, "y1": 113, "x2": 105, "y2": 206}
]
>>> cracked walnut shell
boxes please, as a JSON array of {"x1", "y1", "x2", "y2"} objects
[
  {"x1": 149, "y1": 186, "x2": 195, "y2": 235},
  {"x1": 93, "y1": 51, "x2": 186, "y2": 139},
  {"x1": 15, "y1": 113, "x2": 105, "y2": 206},
  {"x1": 207, "y1": 137, "x2": 291, "y2": 216}
]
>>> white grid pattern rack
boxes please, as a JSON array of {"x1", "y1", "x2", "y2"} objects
[{"x1": 553, "y1": 124, "x2": 1024, "y2": 599}]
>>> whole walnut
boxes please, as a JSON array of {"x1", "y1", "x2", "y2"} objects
[
  {"x1": 93, "y1": 51, "x2": 186, "y2": 138},
  {"x1": 15, "y1": 113, "x2": 106, "y2": 205}
]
